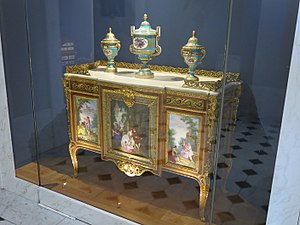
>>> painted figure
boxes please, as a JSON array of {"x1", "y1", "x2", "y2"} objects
[
  {"x1": 168, "y1": 146, "x2": 179, "y2": 163},
  {"x1": 112, "y1": 103, "x2": 127, "y2": 140},
  {"x1": 180, "y1": 142, "x2": 194, "y2": 161},
  {"x1": 131, "y1": 126, "x2": 142, "y2": 151},
  {"x1": 121, "y1": 130, "x2": 135, "y2": 153},
  {"x1": 85, "y1": 116, "x2": 91, "y2": 135}
]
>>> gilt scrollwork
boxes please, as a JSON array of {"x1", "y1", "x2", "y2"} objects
[
  {"x1": 226, "y1": 72, "x2": 241, "y2": 83},
  {"x1": 66, "y1": 63, "x2": 94, "y2": 75},
  {"x1": 66, "y1": 60, "x2": 240, "y2": 81},
  {"x1": 204, "y1": 158, "x2": 212, "y2": 174},
  {"x1": 71, "y1": 82, "x2": 99, "y2": 94},
  {"x1": 116, "y1": 161, "x2": 146, "y2": 177},
  {"x1": 113, "y1": 88, "x2": 138, "y2": 107},
  {"x1": 182, "y1": 79, "x2": 222, "y2": 91},
  {"x1": 165, "y1": 97, "x2": 205, "y2": 111},
  {"x1": 206, "y1": 96, "x2": 219, "y2": 151},
  {"x1": 63, "y1": 79, "x2": 72, "y2": 139}
]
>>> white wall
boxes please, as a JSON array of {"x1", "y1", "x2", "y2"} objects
[{"x1": 267, "y1": 4, "x2": 300, "y2": 225}]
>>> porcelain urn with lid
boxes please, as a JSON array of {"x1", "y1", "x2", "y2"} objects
[
  {"x1": 181, "y1": 31, "x2": 206, "y2": 81},
  {"x1": 130, "y1": 14, "x2": 161, "y2": 79},
  {"x1": 101, "y1": 27, "x2": 121, "y2": 73}
]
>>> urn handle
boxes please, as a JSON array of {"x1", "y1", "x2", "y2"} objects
[
  {"x1": 130, "y1": 26, "x2": 135, "y2": 37},
  {"x1": 117, "y1": 42, "x2": 121, "y2": 51},
  {"x1": 156, "y1": 26, "x2": 161, "y2": 40},
  {"x1": 153, "y1": 45, "x2": 162, "y2": 57},
  {"x1": 200, "y1": 46, "x2": 206, "y2": 61}
]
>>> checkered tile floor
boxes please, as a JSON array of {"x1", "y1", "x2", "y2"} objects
[
  {"x1": 32, "y1": 114, "x2": 279, "y2": 225},
  {"x1": 213, "y1": 114, "x2": 280, "y2": 225}
]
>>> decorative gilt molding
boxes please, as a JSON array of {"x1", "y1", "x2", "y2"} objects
[
  {"x1": 204, "y1": 158, "x2": 212, "y2": 174},
  {"x1": 63, "y1": 79, "x2": 72, "y2": 139},
  {"x1": 165, "y1": 89, "x2": 209, "y2": 100},
  {"x1": 66, "y1": 63, "x2": 94, "y2": 75},
  {"x1": 71, "y1": 82, "x2": 99, "y2": 94},
  {"x1": 206, "y1": 96, "x2": 218, "y2": 150},
  {"x1": 226, "y1": 72, "x2": 241, "y2": 83},
  {"x1": 66, "y1": 60, "x2": 240, "y2": 81},
  {"x1": 165, "y1": 97, "x2": 205, "y2": 111},
  {"x1": 116, "y1": 161, "x2": 147, "y2": 177},
  {"x1": 95, "y1": 60, "x2": 224, "y2": 78},
  {"x1": 114, "y1": 88, "x2": 137, "y2": 107},
  {"x1": 182, "y1": 80, "x2": 222, "y2": 91}
]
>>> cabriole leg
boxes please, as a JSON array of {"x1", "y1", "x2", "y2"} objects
[
  {"x1": 199, "y1": 173, "x2": 210, "y2": 221},
  {"x1": 69, "y1": 141, "x2": 79, "y2": 177}
]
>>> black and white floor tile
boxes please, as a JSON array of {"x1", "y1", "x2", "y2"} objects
[{"x1": 213, "y1": 114, "x2": 280, "y2": 225}]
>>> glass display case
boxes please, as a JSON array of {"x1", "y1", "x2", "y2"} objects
[{"x1": 0, "y1": 0, "x2": 298, "y2": 224}]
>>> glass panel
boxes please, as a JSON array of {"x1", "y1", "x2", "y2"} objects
[
  {"x1": 3, "y1": 0, "x2": 298, "y2": 224},
  {"x1": 1, "y1": 0, "x2": 241, "y2": 224},
  {"x1": 211, "y1": 0, "x2": 299, "y2": 224},
  {"x1": 0, "y1": 0, "x2": 39, "y2": 185}
]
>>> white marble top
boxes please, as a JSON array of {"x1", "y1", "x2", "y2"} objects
[{"x1": 65, "y1": 66, "x2": 222, "y2": 96}]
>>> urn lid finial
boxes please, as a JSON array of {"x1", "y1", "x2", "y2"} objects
[
  {"x1": 143, "y1": 14, "x2": 148, "y2": 21},
  {"x1": 101, "y1": 27, "x2": 120, "y2": 44},
  {"x1": 183, "y1": 30, "x2": 201, "y2": 47},
  {"x1": 133, "y1": 13, "x2": 157, "y2": 35}
]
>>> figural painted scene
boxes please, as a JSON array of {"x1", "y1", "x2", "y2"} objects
[
  {"x1": 75, "y1": 97, "x2": 98, "y2": 144},
  {"x1": 168, "y1": 113, "x2": 200, "y2": 169},
  {"x1": 111, "y1": 100, "x2": 149, "y2": 157}
]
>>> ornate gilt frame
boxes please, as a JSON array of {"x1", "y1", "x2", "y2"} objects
[{"x1": 102, "y1": 87, "x2": 160, "y2": 176}]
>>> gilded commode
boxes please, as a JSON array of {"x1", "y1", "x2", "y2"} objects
[{"x1": 63, "y1": 60, "x2": 241, "y2": 221}]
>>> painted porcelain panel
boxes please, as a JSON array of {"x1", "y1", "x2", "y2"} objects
[
  {"x1": 167, "y1": 113, "x2": 200, "y2": 169},
  {"x1": 111, "y1": 100, "x2": 149, "y2": 158},
  {"x1": 75, "y1": 97, "x2": 98, "y2": 144}
]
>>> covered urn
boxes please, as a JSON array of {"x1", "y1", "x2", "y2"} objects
[
  {"x1": 181, "y1": 31, "x2": 206, "y2": 81},
  {"x1": 101, "y1": 27, "x2": 121, "y2": 73},
  {"x1": 130, "y1": 14, "x2": 161, "y2": 79}
]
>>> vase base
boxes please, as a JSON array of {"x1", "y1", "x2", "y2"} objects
[
  {"x1": 105, "y1": 67, "x2": 117, "y2": 73},
  {"x1": 185, "y1": 76, "x2": 199, "y2": 81},
  {"x1": 135, "y1": 68, "x2": 154, "y2": 79}
]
